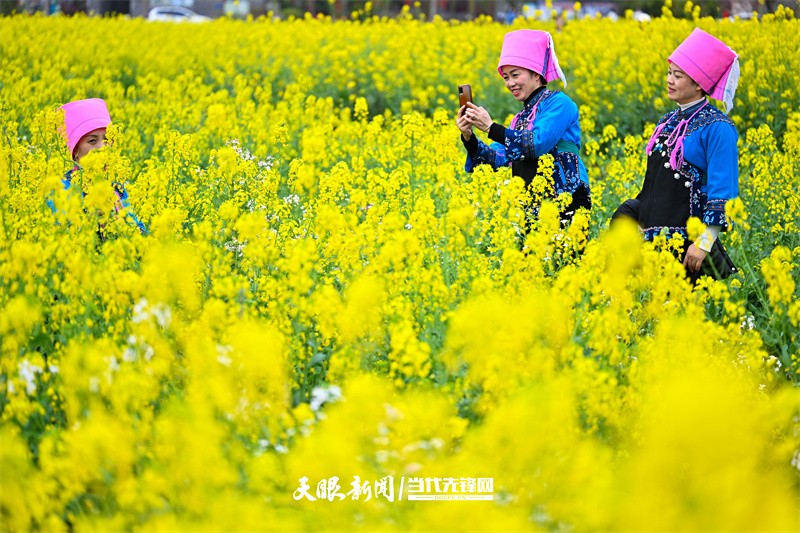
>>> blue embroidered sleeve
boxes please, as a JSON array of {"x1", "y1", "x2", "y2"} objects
[
  {"x1": 115, "y1": 184, "x2": 149, "y2": 235},
  {"x1": 127, "y1": 213, "x2": 148, "y2": 236},
  {"x1": 49, "y1": 170, "x2": 147, "y2": 235},
  {"x1": 700, "y1": 121, "x2": 738, "y2": 229},
  {"x1": 505, "y1": 92, "x2": 579, "y2": 159},
  {"x1": 465, "y1": 139, "x2": 505, "y2": 172},
  {"x1": 47, "y1": 173, "x2": 75, "y2": 215}
]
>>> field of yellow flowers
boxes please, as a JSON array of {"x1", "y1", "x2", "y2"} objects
[{"x1": 1, "y1": 9, "x2": 799, "y2": 532}]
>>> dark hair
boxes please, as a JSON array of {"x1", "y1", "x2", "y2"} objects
[{"x1": 527, "y1": 69, "x2": 547, "y2": 86}]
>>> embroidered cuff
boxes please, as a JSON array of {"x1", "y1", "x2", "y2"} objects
[
  {"x1": 643, "y1": 226, "x2": 688, "y2": 242},
  {"x1": 703, "y1": 199, "x2": 729, "y2": 229}
]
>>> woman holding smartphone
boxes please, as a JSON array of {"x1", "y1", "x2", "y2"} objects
[{"x1": 457, "y1": 29, "x2": 590, "y2": 225}]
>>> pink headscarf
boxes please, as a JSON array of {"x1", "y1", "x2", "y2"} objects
[
  {"x1": 668, "y1": 28, "x2": 739, "y2": 113},
  {"x1": 61, "y1": 98, "x2": 111, "y2": 157},
  {"x1": 497, "y1": 29, "x2": 567, "y2": 87}
]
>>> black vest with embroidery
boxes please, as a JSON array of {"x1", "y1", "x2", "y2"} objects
[
  {"x1": 640, "y1": 101, "x2": 735, "y2": 241},
  {"x1": 509, "y1": 89, "x2": 554, "y2": 185}
]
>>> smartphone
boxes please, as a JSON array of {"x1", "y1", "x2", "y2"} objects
[{"x1": 458, "y1": 84, "x2": 473, "y2": 113}]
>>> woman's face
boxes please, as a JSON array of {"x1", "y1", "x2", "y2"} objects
[
  {"x1": 501, "y1": 65, "x2": 543, "y2": 102},
  {"x1": 73, "y1": 127, "x2": 106, "y2": 162},
  {"x1": 666, "y1": 64, "x2": 703, "y2": 105}
]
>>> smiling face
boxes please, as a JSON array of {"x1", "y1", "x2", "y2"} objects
[
  {"x1": 500, "y1": 65, "x2": 543, "y2": 102},
  {"x1": 73, "y1": 127, "x2": 107, "y2": 162},
  {"x1": 666, "y1": 63, "x2": 703, "y2": 105}
]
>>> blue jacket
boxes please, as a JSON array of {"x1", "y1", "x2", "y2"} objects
[{"x1": 47, "y1": 167, "x2": 148, "y2": 235}]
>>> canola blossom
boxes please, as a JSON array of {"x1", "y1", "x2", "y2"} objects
[{"x1": 1, "y1": 11, "x2": 799, "y2": 532}]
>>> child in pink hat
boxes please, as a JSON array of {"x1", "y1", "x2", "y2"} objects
[
  {"x1": 456, "y1": 29, "x2": 589, "y2": 235},
  {"x1": 611, "y1": 28, "x2": 739, "y2": 282},
  {"x1": 61, "y1": 98, "x2": 111, "y2": 162},
  {"x1": 53, "y1": 98, "x2": 147, "y2": 236}
]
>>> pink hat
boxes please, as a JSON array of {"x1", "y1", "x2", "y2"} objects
[
  {"x1": 668, "y1": 28, "x2": 739, "y2": 112},
  {"x1": 497, "y1": 30, "x2": 567, "y2": 86},
  {"x1": 60, "y1": 98, "x2": 111, "y2": 156}
]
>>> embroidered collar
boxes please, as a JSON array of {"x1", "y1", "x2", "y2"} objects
[
  {"x1": 510, "y1": 88, "x2": 553, "y2": 130},
  {"x1": 677, "y1": 100, "x2": 707, "y2": 120},
  {"x1": 646, "y1": 100, "x2": 709, "y2": 170},
  {"x1": 523, "y1": 86, "x2": 547, "y2": 107},
  {"x1": 678, "y1": 98, "x2": 706, "y2": 113},
  {"x1": 522, "y1": 87, "x2": 549, "y2": 113}
]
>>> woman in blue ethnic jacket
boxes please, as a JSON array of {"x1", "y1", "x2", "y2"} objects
[
  {"x1": 612, "y1": 28, "x2": 739, "y2": 280},
  {"x1": 457, "y1": 29, "x2": 591, "y2": 225}
]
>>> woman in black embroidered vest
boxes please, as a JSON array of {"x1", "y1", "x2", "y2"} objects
[
  {"x1": 612, "y1": 28, "x2": 740, "y2": 281},
  {"x1": 456, "y1": 29, "x2": 590, "y2": 226}
]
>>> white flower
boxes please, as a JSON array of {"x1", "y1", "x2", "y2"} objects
[
  {"x1": 428, "y1": 438, "x2": 444, "y2": 450},
  {"x1": 122, "y1": 347, "x2": 137, "y2": 363},
  {"x1": 310, "y1": 385, "x2": 343, "y2": 411},
  {"x1": 18, "y1": 359, "x2": 43, "y2": 395},
  {"x1": 151, "y1": 303, "x2": 172, "y2": 329},
  {"x1": 133, "y1": 299, "x2": 172, "y2": 329},
  {"x1": 216, "y1": 344, "x2": 233, "y2": 367},
  {"x1": 132, "y1": 298, "x2": 149, "y2": 324},
  {"x1": 791, "y1": 450, "x2": 800, "y2": 472},
  {"x1": 274, "y1": 443, "x2": 288, "y2": 454},
  {"x1": 383, "y1": 403, "x2": 402, "y2": 421},
  {"x1": 224, "y1": 239, "x2": 245, "y2": 254}
]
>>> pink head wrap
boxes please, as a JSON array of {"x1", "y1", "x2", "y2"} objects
[
  {"x1": 497, "y1": 29, "x2": 567, "y2": 87},
  {"x1": 668, "y1": 28, "x2": 739, "y2": 113},
  {"x1": 61, "y1": 98, "x2": 111, "y2": 157}
]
